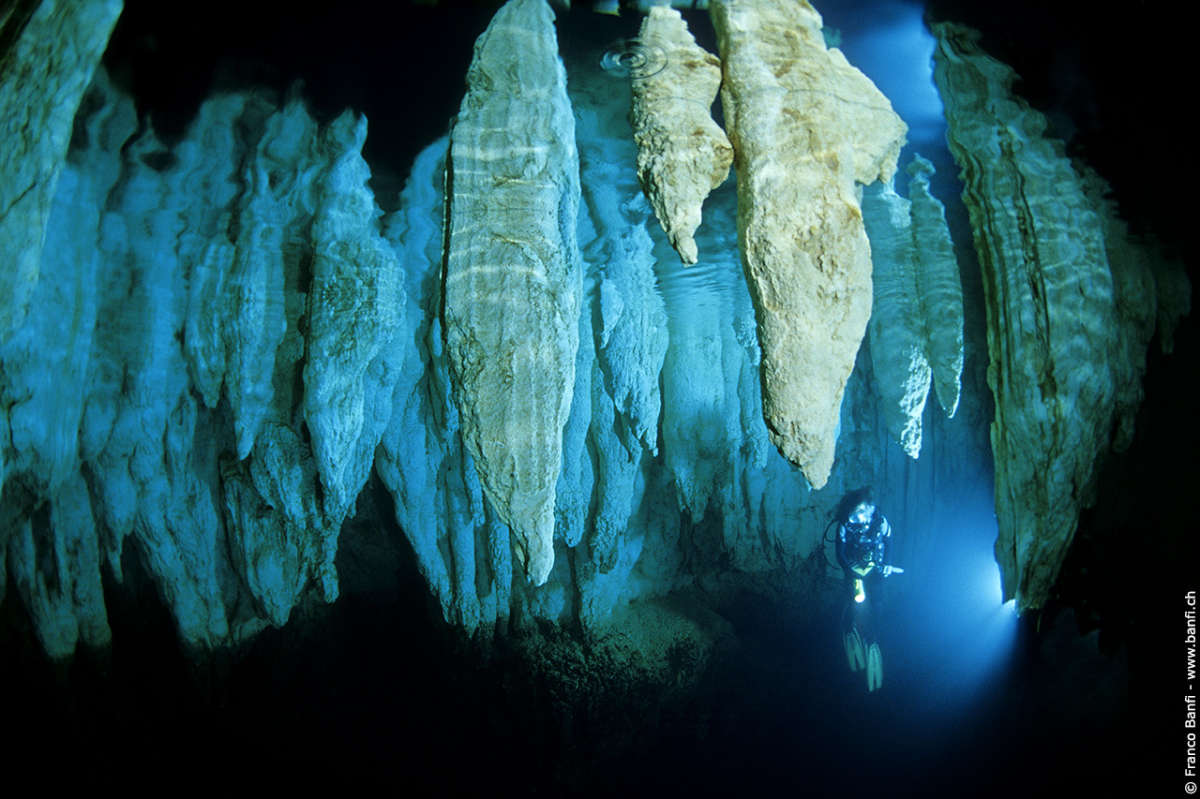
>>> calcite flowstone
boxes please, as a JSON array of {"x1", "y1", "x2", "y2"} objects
[
  {"x1": 710, "y1": 0, "x2": 907, "y2": 488},
  {"x1": 933, "y1": 23, "x2": 1178, "y2": 610},
  {"x1": 444, "y1": 0, "x2": 582, "y2": 586},
  {"x1": 0, "y1": 0, "x2": 123, "y2": 343},
  {"x1": 630, "y1": 5, "x2": 733, "y2": 264}
]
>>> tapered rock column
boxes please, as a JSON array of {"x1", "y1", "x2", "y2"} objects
[
  {"x1": 630, "y1": 5, "x2": 733, "y2": 264},
  {"x1": 443, "y1": 0, "x2": 582, "y2": 585},
  {"x1": 908, "y1": 155, "x2": 964, "y2": 419},
  {"x1": 861, "y1": 154, "x2": 963, "y2": 457},
  {"x1": 710, "y1": 0, "x2": 906, "y2": 488},
  {"x1": 862, "y1": 182, "x2": 930, "y2": 458}
]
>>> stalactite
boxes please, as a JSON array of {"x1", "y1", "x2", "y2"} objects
[
  {"x1": 710, "y1": 0, "x2": 907, "y2": 488},
  {"x1": 442, "y1": 0, "x2": 582, "y2": 586}
]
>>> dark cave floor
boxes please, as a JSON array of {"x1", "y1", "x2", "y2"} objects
[{"x1": 1, "y1": 563, "x2": 1140, "y2": 797}]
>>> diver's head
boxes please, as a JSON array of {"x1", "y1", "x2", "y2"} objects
[{"x1": 835, "y1": 486, "x2": 875, "y2": 524}]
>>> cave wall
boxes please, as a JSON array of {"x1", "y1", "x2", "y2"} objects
[{"x1": 931, "y1": 22, "x2": 1189, "y2": 611}]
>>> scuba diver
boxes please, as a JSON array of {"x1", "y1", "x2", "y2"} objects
[{"x1": 831, "y1": 487, "x2": 902, "y2": 693}]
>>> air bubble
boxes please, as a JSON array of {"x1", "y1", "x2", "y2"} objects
[{"x1": 600, "y1": 39, "x2": 668, "y2": 79}]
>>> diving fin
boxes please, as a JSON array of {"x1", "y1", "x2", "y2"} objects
[
  {"x1": 844, "y1": 626, "x2": 865, "y2": 672},
  {"x1": 866, "y1": 642, "x2": 883, "y2": 692}
]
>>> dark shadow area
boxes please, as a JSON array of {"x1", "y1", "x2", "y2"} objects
[
  {"x1": 101, "y1": 0, "x2": 503, "y2": 205},
  {"x1": 923, "y1": 0, "x2": 1192, "y2": 259},
  {"x1": 0, "y1": 531, "x2": 1135, "y2": 796}
]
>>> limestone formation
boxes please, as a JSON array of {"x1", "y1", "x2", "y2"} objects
[
  {"x1": 0, "y1": 75, "x2": 131, "y2": 655},
  {"x1": 571, "y1": 59, "x2": 668, "y2": 578},
  {"x1": 225, "y1": 100, "x2": 314, "y2": 461},
  {"x1": 371, "y1": 48, "x2": 871, "y2": 642},
  {"x1": 710, "y1": 0, "x2": 907, "y2": 488},
  {"x1": 0, "y1": 0, "x2": 122, "y2": 344},
  {"x1": 180, "y1": 93, "x2": 252, "y2": 411},
  {"x1": 573, "y1": 56, "x2": 670, "y2": 461},
  {"x1": 630, "y1": 6, "x2": 733, "y2": 264},
  {"x1": 0, "y1": 8, "x2": 991, "y2": 664},
  {"x1": 7, "y1": 473, "x2": 111, "y2": 659},
  {"x1": 304, "y1": 112, "x2": 404, "y2": 522},
  {"x1": 862, "y1": 182, "x2": 930, "y2": 459},
  {"x1": 861, "y1": 154, "x2": 963, "y2": 457},
  {"x1": 378, "y1": 137, "x2": 517, "y2": 633},
  {"x1": 933, "y1": 23, "x2": 1178, "y2": 610},
  {"x1": 908, "y1": 156, "x2": 964, "y2": 418},
  {"x1": 0, "y1": 71, "x2": 404, "y2": 654},
  {"x1": 443, "y1": 0, "x2": 582, "y2": 586}
]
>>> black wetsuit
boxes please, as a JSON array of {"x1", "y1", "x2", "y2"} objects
[{"x1": 836, "y1": 502, "x2": 892, "y2": 602}]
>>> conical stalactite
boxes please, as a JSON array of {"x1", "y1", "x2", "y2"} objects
[
  {"x1": 932, "y1": 22, "x2": 1187, "y2": 610},
  {"x1": 304, "y1": 111, "x2": 406, "y2": 538},
  {"x1": 220, "y1": 100, "x2": 313, "y2": 463},
  {"x1": 907, "y1": 155, "x2": 964, "y2": 418},
  {"x1": 179, "y1": 93, "x2": 253, "y2": 412},
  {"x1": 442, "y1": 0, "x2": 583, "y2": 586},
  {"x1": 861, "y1": 153, "x2": 964, "y2": 458},
  {"x1": 574, "y1": 63, "x2": 669, "y2": 464},
  {"x1": 629, "y1": 5, "x2": 733, "y2": 265},
  {"x1": 862, "y1": 181, "x2": 931, "y2": 459},
  {"x1": 709, "y1": 0, "x2": 907, "y2": 488},
  {"x1": 569, "y1": 57, "x2": 667, "y2": 591}
]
